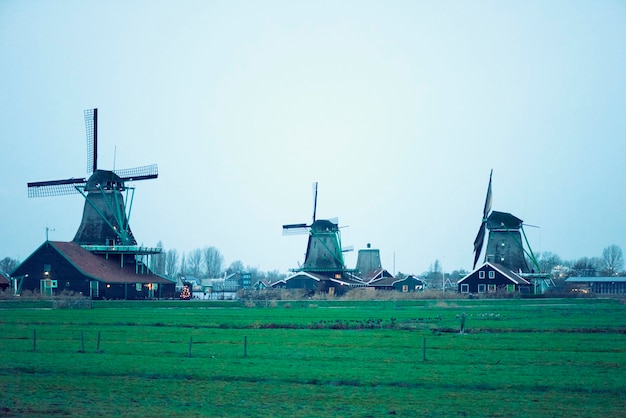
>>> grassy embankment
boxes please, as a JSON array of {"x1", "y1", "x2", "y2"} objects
[{"x1": 0, "y1": 298, "x2": 625, "y2": 417}]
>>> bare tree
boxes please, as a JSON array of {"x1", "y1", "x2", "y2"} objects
[
  {"x1": 150, "y1": 241, "x2": 166, "y2": 276},
  {"x1": 203, "y1": 246, "x2": 223, "y2": 278},
  {"x1": 602, "y1": 244, "x2": 624, "y2": 276},
  {"x1": 227, "y1": 260, "x2": 245, "y2": 275},
  {"x1": 535, "y1": 252, "x2": 562, "y2": 275},
  {"x1": 266, "y1": 269, "x2": 286, "y2": 282},
  {"x1": 423, "y1": 259, "x2": 442, "y2": 289},
  {"x1": 0, "y1": 257, "x2": 19, "y2": 274},
  {"x1": 179, "y1": 253, "x2": 187, "y2": 277},
  {"x1": 165, "y1": 249, "x2": 179, "y2": 278},
  {"x1": 572, "y1": 257, "x2": 603, "y2": 277},
  {"x1": 188, "y1": 248, "x2": 204, "y2": 277}
]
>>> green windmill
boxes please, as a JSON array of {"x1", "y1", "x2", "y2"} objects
[{"x1": 283, "y1": 182, "x2": 353, "y2": 274}]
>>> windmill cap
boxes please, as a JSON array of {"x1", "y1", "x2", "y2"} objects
[
  {"x1": 487, "y1": 211, "x2": 523, "y2": 229},
  {"x1": 85, "y1": 170, "x2": 125, "y2": 191},
  {"x1": 311, "y1": 219, "x2": 338, "y2": 230}
]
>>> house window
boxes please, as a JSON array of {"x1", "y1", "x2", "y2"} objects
[
  {"x1": 44, "y1": 264, "x2": 51, "y2": 273},
  {"x1": 488, "y1": 284, "x2": 496, "y2": 293},
  {"x1": 507, "y1": 284, "x2": 515, "y2": 292},
  {"x1": 478, "y1": 284, "x2": 486, "y2": 293},
  {"x1": 489, "y1": 271, "x2": 495, "y2": 279},
  {"x1": 460, "y1": 284, "x2": 469, "y2": 293},
  {"x1": 402, "y1": 285, "x2": 408, "y2": 292},
  {"x1": 479, "y1": 271, "x2": 485, "y2": 279}
]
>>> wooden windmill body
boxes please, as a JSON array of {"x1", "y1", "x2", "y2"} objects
[{"x1": 473, "y1": 171, "x2": 539, "y2": 274}]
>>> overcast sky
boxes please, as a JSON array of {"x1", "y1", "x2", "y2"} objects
[{"x1": 1, "y1": 1, "x2": 625, "y2": 276}]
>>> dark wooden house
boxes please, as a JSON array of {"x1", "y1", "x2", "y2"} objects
[
  {"x1": 277, "y1": 271, "x2": 365, "y2": 296},
  {"x1": 0, "y1": 271, "x2": 10, "y2": 291},
  {"x1": 11, "y1": 241, "x2": 175, "y2": 299},
  {"x1": 457, "y1": 262, "x2": 531, "y2": 294},
  {"x1": 368, "y1": 274, "x2": 424, "y2": 292}
]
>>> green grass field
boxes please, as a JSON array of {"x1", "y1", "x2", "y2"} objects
[{"x1": 1, "y1": 298, "x2": 625, "y2": 417}]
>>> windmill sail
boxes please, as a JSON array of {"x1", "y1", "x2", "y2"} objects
[
  {"x1": 115, "y1": 164, "x2": 158, "y2": 182},
  {"x1": 282, "y1": 182, "x2": 319, "y2": 235},
  {"x1": 312, "y1": 182, "x2": 318, "y2": 223},
  {"x1": 85, "y1": 108, "x2": 97, "y2": 174},
  {"x1": 27, "y1": 178, "x2": 86, "y2": 197},
  {"x1": 473, "y1": 170, "x2": 492, "y2": 268}
]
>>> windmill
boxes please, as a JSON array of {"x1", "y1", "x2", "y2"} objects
[
  {"x1": 283, "y1": 182, "x2": 351, "y2": 273},
  {"x1": 27, "y1": 108, "x2": 158, "y2": 247},
  {"x1": 472, "y1": 171, "x2": 540, "y2": 274}
]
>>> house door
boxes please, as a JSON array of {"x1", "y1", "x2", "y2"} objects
[
  {"x1": 40, "y1": 279, "x2": 55, "y2": 296},
  {"x1": 90, "y1": 281, "x2": 99, "y2": 299}
]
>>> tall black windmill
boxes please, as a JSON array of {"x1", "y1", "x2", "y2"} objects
[
  {"x1": 472, "y1": 171, "x2": 540, "y2": 273},
  {"x1": 27, "y1": 109, "x2": 158, "y2": 247},
  {"x1": 283, "y1": 183, "x2": 350, "y2": 274}
]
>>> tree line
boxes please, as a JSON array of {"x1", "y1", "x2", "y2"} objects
[{"x1": 148, "y1": 241, "x2": 287, "y2": 283}]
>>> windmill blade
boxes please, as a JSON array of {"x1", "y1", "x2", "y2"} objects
[
  {"x1": 342, "y1": 245, "x2": 354, "y2": 253},
  {"x1": 311, "y1": 181, "x2": 318, "y2": 223},
  {"x1": 482, "y1": 169, "x2": 493, "y2": 217},
  {"x1": 115, "y1": 164, "x2": 158, "y2": 181},
  {"x1": 472, "y1": 170, "x2": 493, "y2": 268},
  {"x1": 472, "y1": 223, "x2": 486, "y2": 268},
  {"x1": 282, "y1": 223, "x2": 310, "y2": 235},
  {"x1": 28, "y1": 178, "x2": 86, "y2": 197},
  {"x1": 84, "y1": 108, "x2": 97, "y2": 174}
]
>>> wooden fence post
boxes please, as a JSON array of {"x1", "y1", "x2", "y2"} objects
[
  {"x1": 188, "y1": 336, "x2": 193, "y2": 358},
  {"x1": 244, "y1": 336, "x2": 247, "y2": 357},
  {"x1": 460, "y1": 313, "x2": 466, "y2": 334},
  {"x1": 33, "y1": 329, "x2": 37, "y2": 351}
]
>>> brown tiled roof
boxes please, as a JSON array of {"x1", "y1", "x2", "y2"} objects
[
  {"x1": 0, "y1": 272, "x2": 9, "y2": 285},
  {"x1": 50, "y1": 241, "x2": 173, "y2": 284}
]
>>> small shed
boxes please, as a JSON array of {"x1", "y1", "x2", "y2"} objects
[{"x1": 458, "y1": 262, "x2": 531, "y2": 294}]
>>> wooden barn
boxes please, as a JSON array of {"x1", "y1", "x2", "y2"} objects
[
  {"x1": 11, "y1": 241, "x2": 176, "y2": 299},
  {"x1": 0, "y1": 271, "x2": 9, "y2": 291},
  {"x1": 277, "y1": 272, "x2": 365, "y2": 296},
  {"x1": 565, "y1": 277, "x2": 626, "y2": 294},
  {"x1": 368, "y1": 274, "x2": 424, "y2": 292},
  {"x1": 457, "y1": 262, "x2": 531, "y2": 294}
]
